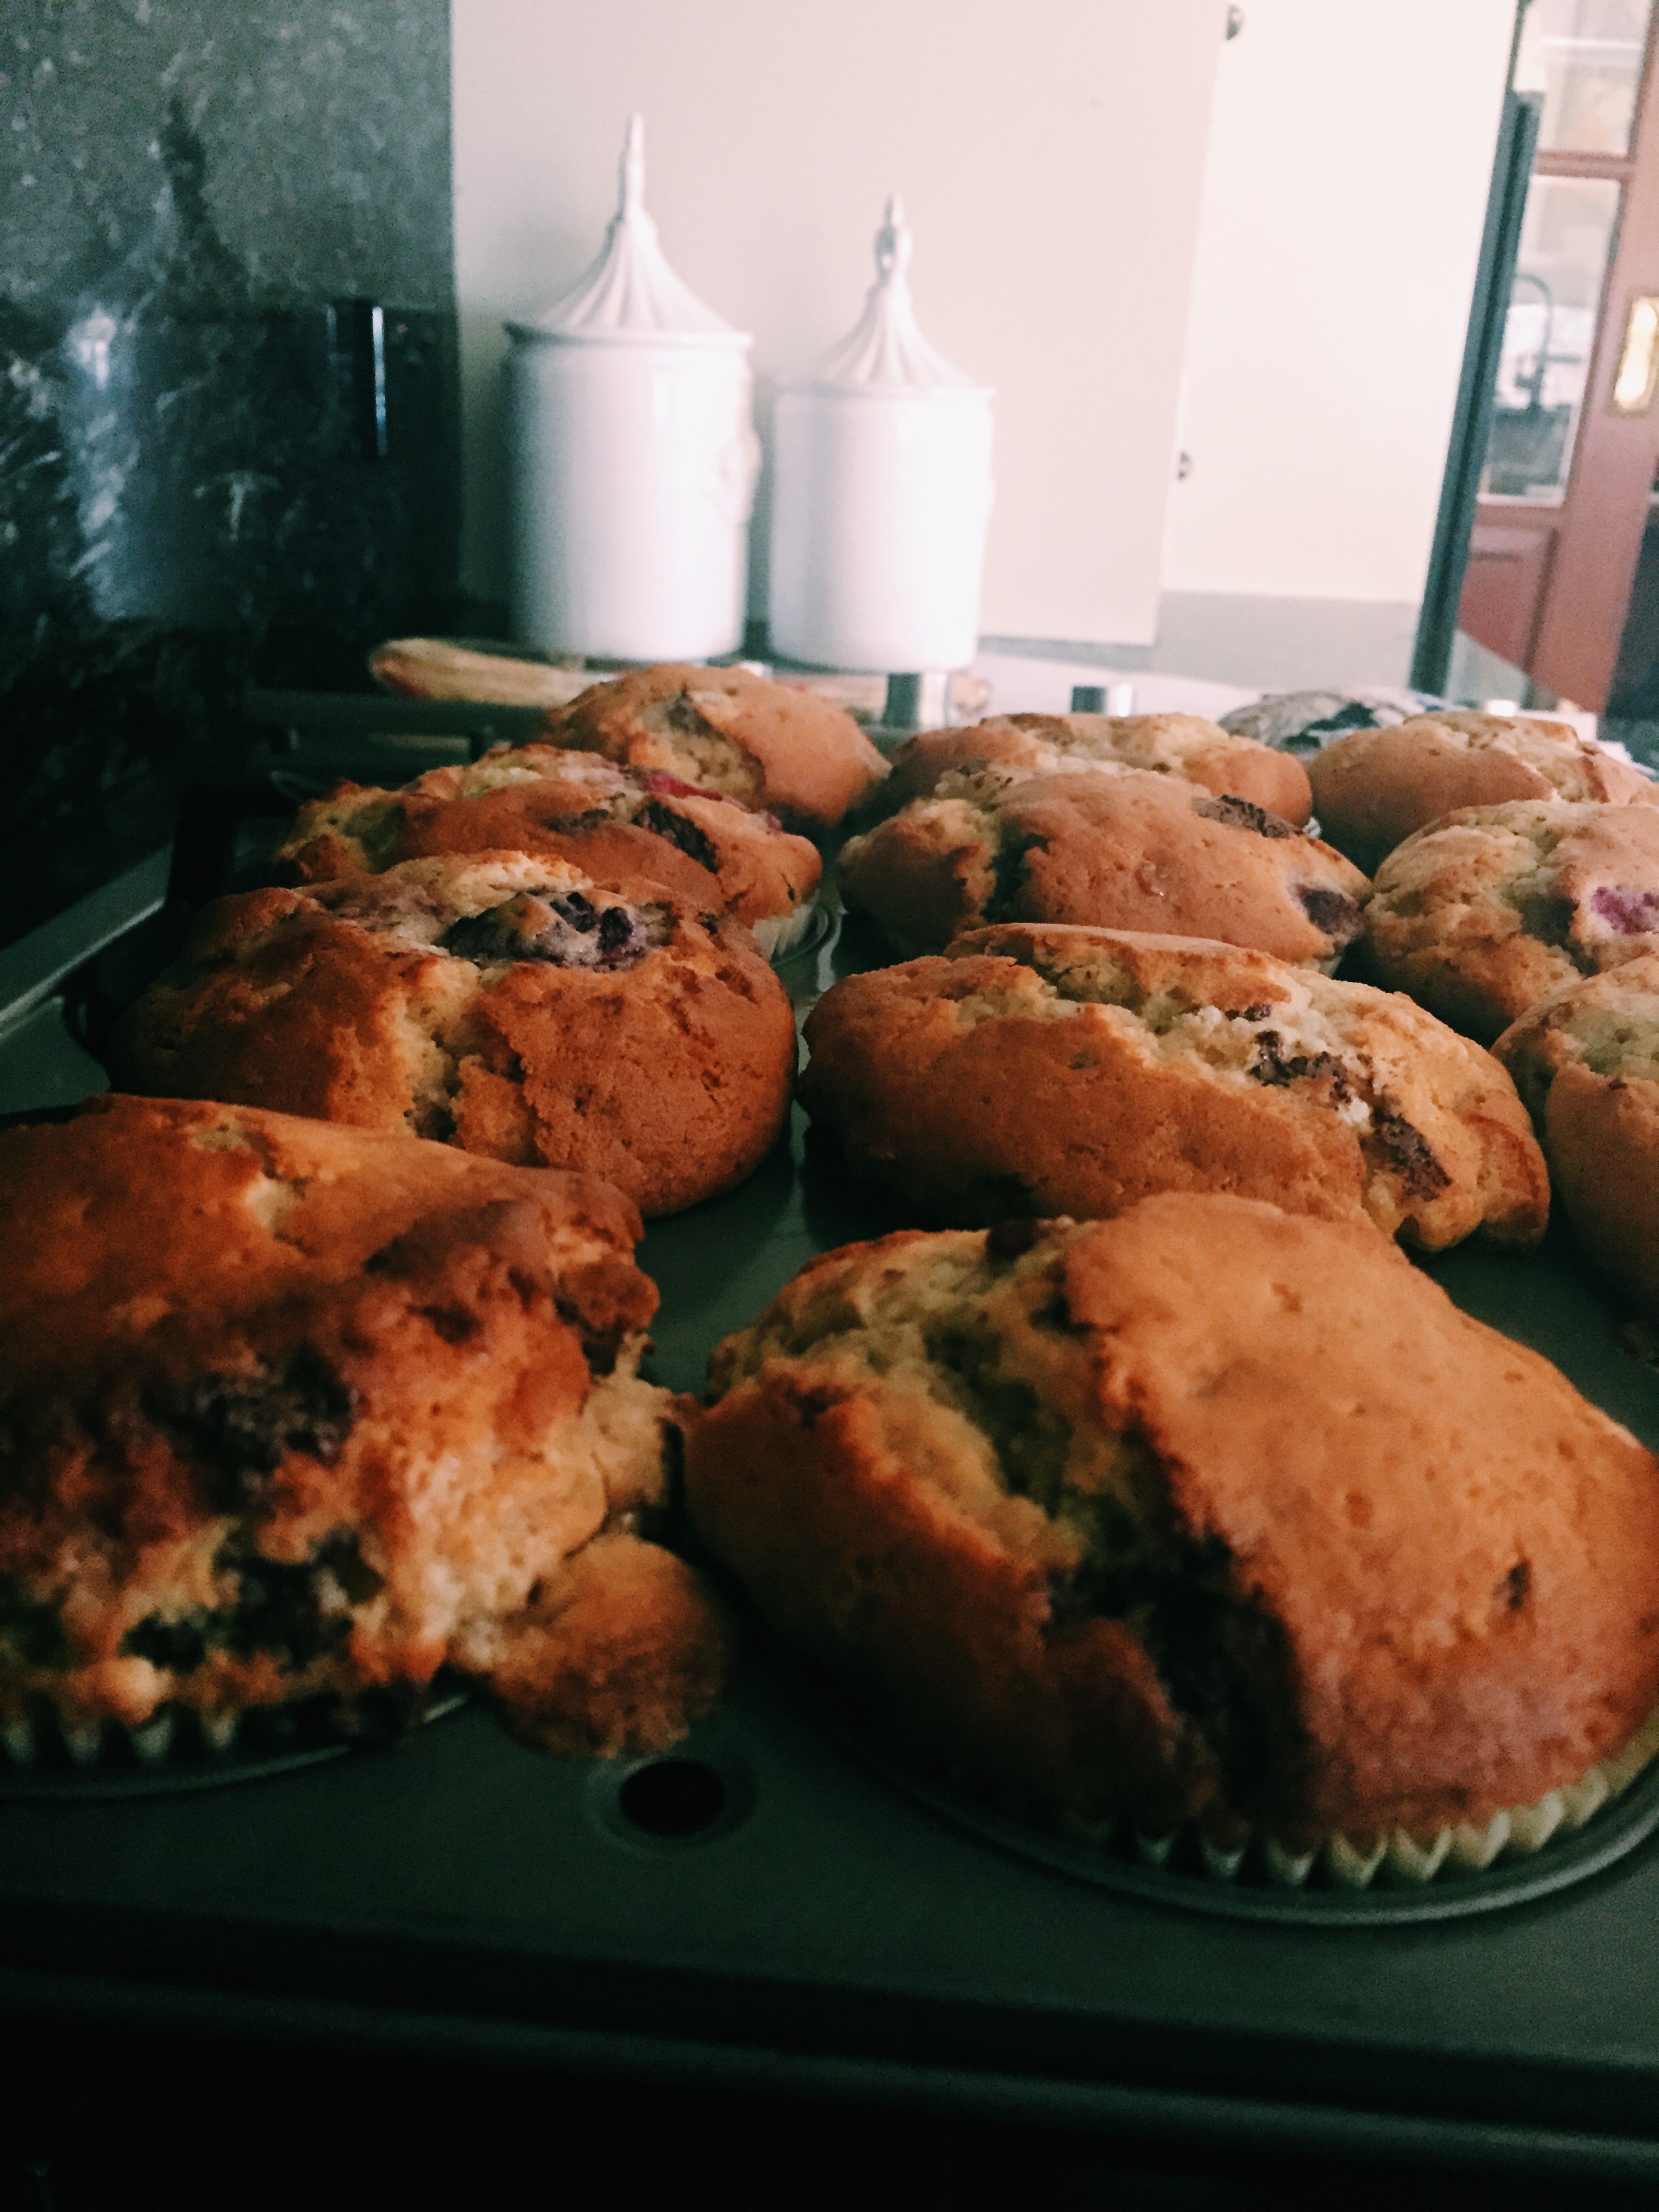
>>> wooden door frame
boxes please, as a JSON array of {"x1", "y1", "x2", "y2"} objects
[{"x1": 1478, "y1": 3, "x2": 1659, "y2": 707}]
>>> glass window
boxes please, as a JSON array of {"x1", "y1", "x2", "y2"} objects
[
  {"x1": 1481, "y1": 172, "x2": 1623, "y2": 501},
  {"x1": 1513, "y1": 0, "x2": 1652, "y2": 155}
]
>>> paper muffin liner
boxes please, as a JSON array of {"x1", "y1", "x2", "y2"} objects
[
  {"x1": 0, "y1": 1678, "x2": 466, "y2": 1780},
  {"x1": 753, "y1": 899, "x2": 826, "y2": 963},
  {"x1": 1048, "y1": 1702, "x2": 1659, "y2": 1891}
]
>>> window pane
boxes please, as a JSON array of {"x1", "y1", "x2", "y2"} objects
[
  {"x1": 1481, "y1": 173, "x2": 1622, "y2": 503},
  {"x1": 1513, "y1": 0, "x2": 1652, "y2": 156}
]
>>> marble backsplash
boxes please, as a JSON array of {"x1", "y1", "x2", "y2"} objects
[{"x1": 1, "y1": 0, "x2": 459, "y2": 952}]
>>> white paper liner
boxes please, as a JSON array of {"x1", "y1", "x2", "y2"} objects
[
  {"x1": 752, "y1": 901, "x2": 820, "y2": 962},
  {"x1": 1050, "y1": 1703, "x2": 1659, "y2": 1892},
  {"x1": 0, "y1": 1681, "x2": 465, "y2": 1777}
]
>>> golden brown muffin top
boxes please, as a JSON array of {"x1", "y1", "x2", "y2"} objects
[
  {"x1": 277, "y1": 743, "x2": 821, "y2": 930},
  {"x1": 882, "y1": 712, "x2": 1311, "y2": 824},
  {"x1": 1310, "y1": 712, "x2": 1659, "y2": 871},
  {"x1": 699, "y1": 1196, "x2": 1659, "y2": 1835},
  {"x1": 546, "y1": 662, "x2": 888, "y2": 831}
]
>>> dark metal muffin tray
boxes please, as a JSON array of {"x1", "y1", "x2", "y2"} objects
[{"x1": 5, "y1": 859, "x2": 1659, "y2": 2183}]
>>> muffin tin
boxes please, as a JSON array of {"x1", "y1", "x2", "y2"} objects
[{"x1": 4, "y1": 819, "x2": 1659, "y2": 2180}]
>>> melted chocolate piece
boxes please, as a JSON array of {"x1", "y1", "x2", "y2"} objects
[
  {"x1": 121, "y1": 1529, "x2": 384, "y2": 1677},
  {"x1": 1515, "y1": 886, "x2": 1578, "y2": 947},
  {"x1": 165, "y1": 1349, "x2": 357, "y2": 1506},
  {"x1": 1193, "y1": 794, "x2": 1297, "y2": 838},
  {"x1": 1296, "y1": 885, "x2": 1364, "y2": 947},
  {"x1": 986, "y1": 830, "x2": 1048, "y2": 921},
  {"x1": 1248, "y1": 1031, "x2": 1353, "y2": 1103},
  {"x1": 1370, "y1": 1107, "x2": 1451, "y2": 1195},
  {"x1": 636, "y1": 798, "x2": 720, "y2": 873}
]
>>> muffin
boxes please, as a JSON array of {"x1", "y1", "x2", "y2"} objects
[
  {"x1": 0, "y1": 1094, "x2": 729, "y2": 1757},
  {"x1": 546, "y1": 662, "x2": 888, "y2": 832},
  {"x1": 1309, "y1": 712, "x2": 1658, "y2": 872},
  {"x1": 839, "y1": 768, "x2": 1370, "y2": 963},
  {"x1": 1217, "y1": 689, "x2": 1441, "y2": 753},
  {"x1": 1363, "y1": 799, "x2": 1659, "y2": 1043},
  {"x1": 877, "y1": 712, "x2": 1311, "y2": 824},
  {"x1": 801, "y1": 924, "x2": 1547, "y2": 1249},
  {"x1": 685, "y1": 1197, "x2": 1659, "y2": 1861},
  {"x1": 276, "y1": 743, "x2": 823, "y2": 957},
  {"x1": 110, "y1": 851, "x2": 797, "y2": 1218},
  {"x1": 1494, "y1": 954, "x2": 1659, "y2": 1319}
]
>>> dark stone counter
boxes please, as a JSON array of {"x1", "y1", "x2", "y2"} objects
[{"x1": 0, "y1": 0, "x2": 459, "y2": 951}]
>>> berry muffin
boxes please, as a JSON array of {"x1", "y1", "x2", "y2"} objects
[
  {"x1": 1218, "y1": 688, "x2": 1441, "y2": 754},
  {"x1": 110, "y1": 851, "x2": 797, "y2": 1218},
  {"x1": 0, "y1": 1094, "x2": 729, "y2": 1758},
  {"x1": 838, "y1": 768, "x2": 1369, "y2": 964},
  {"x1": 685, "y1": 1197, "x2": 1659, "y2": 1868},
  {"x1": 1309, "y1": 712, "x2": 1658, "y2": 872},
  {"x1": 801, "y1": 924, "x2": 1546, "y2": 1248},
  {"x1": 276, "y1": 743, "x2": 823, "y2": 957},
  {"x1": 546, "y1": 662, "x2": 888, "y2": 832},
  {"x1": 1363, "y1": 799, "x2": 1659, "y2": 1043},
  {"x1": 1494, "y1": 953, "x2": 1659, "y2": 1319},
  {"x1": 876, "y1": 712, "x2": 1311, "y2": 824}
]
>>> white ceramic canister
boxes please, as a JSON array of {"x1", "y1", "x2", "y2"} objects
[
  {"x1": 769, "y1": 197, "x2": 993, "y2": 674},
  {"x1": 506, "y1": 117, "x2": 759, "y2": 662}
]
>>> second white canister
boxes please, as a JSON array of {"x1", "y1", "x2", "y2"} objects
[
  {"x1": 506, "y1": 116, "x2": 759, "y2": 663},
  {"x1": 769, "y1": 197, "x2": 993, "y2": 674}
]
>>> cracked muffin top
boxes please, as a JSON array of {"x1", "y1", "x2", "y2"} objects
[
  {"x1": 1363, "y1": 798, "x2": 1659, "y2": 1043},
  {"x1": 110, "y1": 850, "x2": 797, "y2": 1218},
  {"x1": 877, "y1": 712, "x2": 1311, "y2": 823},
  {"x1": 1494, "y1": 954, "x2": 1659, "y2": 1321},
  {"x1": 544, "y1": 663, "x2": 888, "y2": 831},
  {"x1": 276, "y1": 742, "x2": 822, "y2": 951},
  {"x1": 0, "y1": 1094, "x2": 729, "y2": 1753},
  {"x1": 1309, "y1": 712, "x2": 1658, "y2": 872},
  {"x1": 839, "y1": 767, "x2": 1369, "y2": 963},
  {"x1": 800, "y1": 923, "x2": 1547, "y2": 1250},
  {"x1": 684, "y1": 1196, "x2": 1659, "y2": 1840}
]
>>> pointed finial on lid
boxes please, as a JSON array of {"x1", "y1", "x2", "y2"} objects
[
  {"x1": 875, "y1": 193, "x2": 912, "y2": 285},
  {"x1": 620, "y1": 112, "x2": 645, "y2": 218}
]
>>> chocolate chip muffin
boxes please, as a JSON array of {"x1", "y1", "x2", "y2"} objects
[
  {"x1": 276, "y1": 743, "x2": 822, "y2": 957},
  {"x1": 1309, "y1": 712, "x2": 1659, "y2": 872},
  {"x1": 546, "y1": 662, "x2": 888, "y2": 832},
  {"x1": 1494, "y1": 954, "x2": 1659, "y2": 1320},
  {"x1": 801, "y1": 924, "x2": 1546, "y2": 1249},
  {"x1": 1363, "y1": 799, "x2": 1659, "y2": 1044},
  {"x1": 876, "y1": 712, "x2": 1311, "y2": 824},
  {"x1": 110, "y1": 851, "x2": 796, "y2": 1218},
  {"x1": 685, "y1": 1197, "x2": 1659, "y2": 1856},
  {"x1": 838, "y1": 768, "x2": 1369, "y2": 963},
  {"x1": 0, "y1": 1094, "x2": 729, "y2": 1757}
]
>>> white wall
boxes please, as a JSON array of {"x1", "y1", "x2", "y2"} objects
[
  {"x1": 1162, "y1": 0, "x2": 1515, "y2": 605},
  {"x1": 452, "y1": 0, "x2": 1227, "y2": 646}
]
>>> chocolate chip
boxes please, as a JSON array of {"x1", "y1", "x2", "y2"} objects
[
  {"x1": 1370, "y1": 1107, "x2": 1451, "y2": 1196},
  {"x1": 1193, "y1": 794, "x2": 1298, "y2": 838},
  {"x1": 1296, "y1": 885, "x2": 1364, "y2": 946},
  {"x1": 1235, "y1": 1003, "x2": 1275, "y2": 1022},
  {"x1": 219, "y1": 1528, "x2": 383, "y2": 1672},
  {"x1": 1248, "y1": 1033, "x2": 1353, "y2": 1103},
  {"x1": 986, "y1": 831, "x2": 1047, "y2": 921},
  {"x1": 636, "y1": 798, "x2": 720, "y2": 872},
  {"x1": 1500, "y1": 1559, "x2": 1531, "y2": 1612}
]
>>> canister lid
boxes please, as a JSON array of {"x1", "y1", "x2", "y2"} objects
[
  {"x1": 791, "y1": 196, "x2": 987, "y2": 396},
  {"x1": 508, "y1": 115, "x2": 750, "y2": 348}
]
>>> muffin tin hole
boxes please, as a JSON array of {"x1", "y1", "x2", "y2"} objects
[{"x1": 617, "y1": 1757, "x2": 726, "y2": 1837}]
